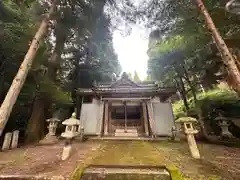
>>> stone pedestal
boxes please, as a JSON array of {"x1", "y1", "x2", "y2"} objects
[
  {"x1": 61, "y1": 139, "x2": 72, "y2": 160},
  {"x1": 171, "y1": 126, "x2": 177, "y2": 140},
  {"x1": 61, "y1": 112, "x2": 80, "y2": 160},
  {"x1": 11, "y1": 130, "x2": 19, "y2": 149},
  {"x1": 2, "y1": 132, "x2": 12, "y2": 151},
  {"x1": 78, "y1": 127, "x2": 84, "y2": 142},
  {"x1": 175, "y1": 117, "x2": 200, "y2": 159},
  {"x1": 186, "y1": 132, "x2": 200, "y2": 159}
]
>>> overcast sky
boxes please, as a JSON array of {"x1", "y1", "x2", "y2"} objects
[
  {"x1": 112, "y1": 24, "x2": 150, "y2": 80},
  {"x1": 112, "y1": 0, "x2": 150, "y2": 80}
]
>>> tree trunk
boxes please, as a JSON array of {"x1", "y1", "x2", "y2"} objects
[
  {"x1": 25, "y1": 97, "x2": 45, "y2": 144},
  {"x1": 175, "y1": 77, "x2": 189, "y2": 112},
  {"x1": 0, "y1": 0, "x2": 57, "y2": 137},
  {"x1": 182, "y1": 64, "x2": 198, "y2": 104},
  {"x1": 195, "y1": 0, "x2": 240, "y2": 95},
  {"x1": 47, "y1": 37, "x2": 65, "y2": 79}
]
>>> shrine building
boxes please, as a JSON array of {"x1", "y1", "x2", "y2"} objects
[{"x1": 76, "y1": 73, "x2": 176, "y2": 138}]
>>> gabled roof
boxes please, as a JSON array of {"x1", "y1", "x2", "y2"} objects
[
  {"x1": 110, "y1": 72, "x2": 140, "y2": 88},
  {"x1": 76, "y1": 72, "x2": 176, "y2": 101}
]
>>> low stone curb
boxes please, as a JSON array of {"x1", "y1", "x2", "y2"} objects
[{"x1": 0, "y1": 175, "x2": 66, "y2": 180}]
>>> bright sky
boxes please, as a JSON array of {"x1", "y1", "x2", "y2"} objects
[{"x1": 113, "y1": 25, "x2": 149, "y2": 80}]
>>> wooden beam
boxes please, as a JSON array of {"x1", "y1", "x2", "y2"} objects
[{"x1": 101, "y1": 97, "x2": 151, "y2": 101}]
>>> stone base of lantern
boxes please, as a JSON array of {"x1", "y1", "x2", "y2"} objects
[
  {"x1": 220, "y1": 134, "x2": 234, "y2": 140},
  {"x1": 39, "y1": 134, "x2": 59, "y2": 144},
  {"x1": 61, "y1": 139, "x2": 73, "y2": 160},
  {"x1": 220, "y1": 128, "x2": 233, "y2": 139}
]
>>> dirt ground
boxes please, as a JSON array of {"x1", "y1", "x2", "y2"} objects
[
  {"x1": 152, "y1": 141, "x2": 240, "y2": 180},
  {"x1": 0, "y1": 140, "x2": 100, "y2": 179},
  {"x1": 0, "y1": 140, "x2": 240, "y2": 180},
  {"x1": 83, "y1": 141, "x2": 240, "y2": 180}
]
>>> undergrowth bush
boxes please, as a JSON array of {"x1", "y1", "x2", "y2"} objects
[
  {"x1": 173, "y1": 88, "x2": 240, "y2": 137},
  {"x1": 173, "y1": 88, "x2": 239, "y2": 118}
]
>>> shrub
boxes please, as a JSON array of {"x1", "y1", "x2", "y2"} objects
[
  {"x1": 172, "y1": 88, "x2": 240, "y2": 137},
  {"x1": 173, "y1": 88, "x2": 240, "y2": 118}
]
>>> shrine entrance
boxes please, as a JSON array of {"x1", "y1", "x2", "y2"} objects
[{"x1": 108, "y1": 101, "x2": 145, "y2": 136}]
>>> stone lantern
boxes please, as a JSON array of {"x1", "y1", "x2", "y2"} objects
[
  {"x1": 214, "y1": 114, "x2": 233, "y2": 138},
  {"x1": 46, "y1": 117, "x2": 60, "y2": 136},
  {"x1": 175, "y1": 117, "x2": 200, "y2": 159},
  {"x1": 40, "y1": 117, "x2": 60, "y2": 144},
  {"x1": 61, "y1": 112, "x2": 80, "y2": 160}
]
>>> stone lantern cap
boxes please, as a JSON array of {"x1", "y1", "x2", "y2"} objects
[
  {"x1": 175, "y1": 117, "x2": 198, "y2": 123},
  {"x1": 46, "y1": 117, "x2": 60, "y2": 122},
  {"x1": 62, "y1": 113, "x2": 80, "y2": 125},
  {"x1": 61, "y1": 113, "x2": 80, "y2": 139},
  {"x1": 214, "y1": 116, "x2": 229, "y2": 121}
]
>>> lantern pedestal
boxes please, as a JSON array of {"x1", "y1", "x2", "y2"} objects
[
  {"x1": 61, "y1": 112, "x2": 80, "y2": 160},
  {"x1": 176, "y1": 117, "x2": 200, "y2": 159},
  {"x1": 61, "y1": 139, "x2": 73, "y2": 160}
]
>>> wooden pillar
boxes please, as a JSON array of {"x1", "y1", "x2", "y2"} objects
[
  {"x1": 99, "y1": 101, "x2": 104, "y2": 136},
  {"x1": 108, "y1": 102, "x2": 112, "y2": 135},
  {"x1": 124, "y1": 101, "x2": 127, "y2": 132},
  {"x1": 147, "y1": 101, "x2": 155, "y2": 137},
  {"x1": 142, "y1": 102, "x2": 149, "y2": 136},
  {"x1": 104, "y1": 101, "x2": 109, "y2": 135},
  {"x1": 76, "y1": 96, "x2": 83, "y2": 119}
]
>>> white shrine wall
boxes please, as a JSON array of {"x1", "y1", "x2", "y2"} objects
[
  {"x1": 80, "y1": 98, "x2": 103, "y2": 135},
  {"x1": 149, "y1": 97, "x2": 175, "y2": 136}
]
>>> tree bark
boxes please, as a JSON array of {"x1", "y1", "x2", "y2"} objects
[
  {"x1": 25, "y1": 97, "x2": 45, "y2": 144},
  {"x1": 182, "y1": 64, "x2": 198, "y2": 104},
  {"x1": 175, "y1": 77, "x2": 189, "y2": 112},
  {"x1": 195, "y1": 0, "x2": 240, "y2": 95},
  {"x1": 47, "y1": 25, "x2": 67, "y2": 79},
  {"x1": 0, "y1": 0, "x2": 58, "y2": 136}
]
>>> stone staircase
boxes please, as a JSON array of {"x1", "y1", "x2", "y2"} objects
[{"x1": 115, "y1": 128, "x2": 138, "y2": 137}]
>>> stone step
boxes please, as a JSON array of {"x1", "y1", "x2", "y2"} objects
[
  {"x1": 81, "y1": 166, "x2": 171, "y2": 180},
  {"x1": 0, "y1": 175, "x2": 65, "y2": 180},
  {"x1": 115, "y1": 129, "x2": 138, "y2": 133},
  {"x1": 115, "y1": 133, "x2": 138, "y2": 137},
  {"x1": 115, "y1": 128, "x2": 139, "y2": 137}
]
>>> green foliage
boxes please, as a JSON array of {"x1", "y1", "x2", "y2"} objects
[
  {"x1": 1, "y1": 0, "x2": 121, "y2": 139},
  {"x1": 133, "y1": 71, "x2": 141, "y2": 82},
  {"x1": 173, "y1": 88, "x2": 240, "y2": 137},
  {"x1": 39, "y1": 77, "x2": 72, "y2": 105},
  {"x1": 173, "y1": 88, "x2": 239, "y2": 118},
  {"x1": 146, "y1": 0, "x2": 239, "y2": 104},
  {"x1": 148, "y1": 35, "x2": 185, "y2": 58}
]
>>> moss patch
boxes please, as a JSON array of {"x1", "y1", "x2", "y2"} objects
[
  {"x1": 92, "y1": 141, "x2": 163, "y2": 165},
  {"x1": 70, "y1": 144, "x2": 106, "y2": 180},
  {"x1": 71, "y1": 141, "x2": 187, "y2": 180},
  {"x1": 168, "y1": 165, "x2": 189, "y2": 180}
]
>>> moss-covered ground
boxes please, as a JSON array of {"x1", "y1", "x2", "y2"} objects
[{"x1": 72, "y1": 140, "x2": 240, "y2": 180}]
